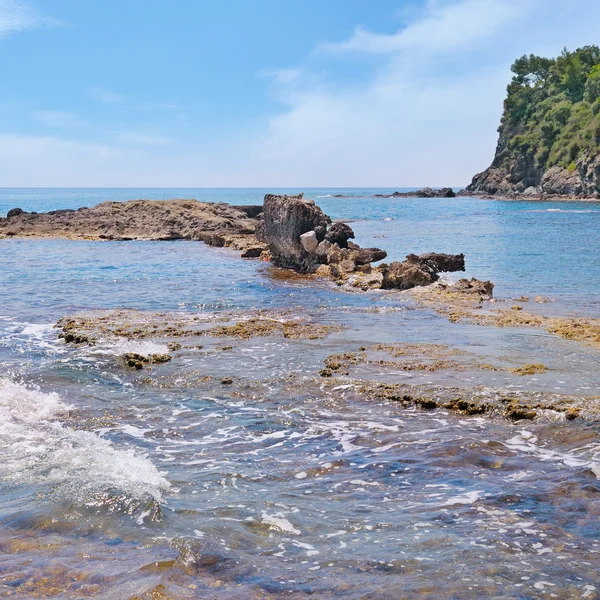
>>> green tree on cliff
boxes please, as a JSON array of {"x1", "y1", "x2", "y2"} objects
[{"x1": 499, "y1": 45, "x2": 600, "y2": 170}]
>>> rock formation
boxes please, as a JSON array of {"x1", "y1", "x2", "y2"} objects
[
  {"x1": 260, "y1": 193, "x2": 331, "y2": 271},
  {"x1": 260, "y1": 194, "x2": 388, "y2": 276},
  {"x1": 465, "y1": 47, "x2": 600, "y2": 199},
  {"x1": 0, "y1": 199, "x2": 265, "y2": 253}
]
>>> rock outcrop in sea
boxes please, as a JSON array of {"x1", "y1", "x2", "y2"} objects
[{"x1": 258, "y1": 193, "x2": 467, "y2": 290}]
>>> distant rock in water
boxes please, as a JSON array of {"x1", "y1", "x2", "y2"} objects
[
  {"x1": 465, "y1": 46, "x2": 600, "y2": 199},
  {"x1": 374, "y1": 188, "x2": 456, "y2": 198}
]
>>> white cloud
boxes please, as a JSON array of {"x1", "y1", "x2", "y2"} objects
[
  {"x1": 319, "y1": 0, "x2": 528, "y2": 56},
  {"x1": 0, "y1": 0, "x2": 60, "y2": 37}
]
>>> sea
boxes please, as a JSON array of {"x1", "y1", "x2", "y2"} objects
[{"x1": 1, "y1": 188, "x2": 600, "y2": 599}]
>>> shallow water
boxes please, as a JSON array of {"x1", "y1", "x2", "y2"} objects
[{"x1": 1, "y1": 188, "x2": 600, "y2": 598}]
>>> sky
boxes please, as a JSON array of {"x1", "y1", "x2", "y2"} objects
[{"x1": 1, "y1": 0, "x2": 600, "y2": 187}]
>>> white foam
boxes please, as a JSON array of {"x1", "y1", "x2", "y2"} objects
[
  {"x1": 0, "y1": 379, "x2": 170, "y2": 510},
  {"x1": 505, "y1": 430, "x2": 600, "y2": 477},
  {"x1": 93, "y1": 339, "x2": 170, "y2": 357},
  {"x1": 261, "y1": 511, "x2": 301, "y2": 535},
  {"x1": 442, "y1": 490, "x2": 483, "y2": 506}
]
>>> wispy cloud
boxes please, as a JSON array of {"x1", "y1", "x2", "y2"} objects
[
  {"x1": 319, "y1": 0, "x2": 528, "y2": 56},
  {"x1": 87, "y1": 86, "x2": 129, "y2": 104},
  {"x1": 0, "y1": 0, "x2": 61, "y2": 38},
  {"x1": 115, "y1": 131, "x2": 174, "y2": 146}
]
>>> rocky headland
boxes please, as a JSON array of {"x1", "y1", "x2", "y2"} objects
[{"x1": 464, "y1": 46, "x2": 600, "y2": 200}]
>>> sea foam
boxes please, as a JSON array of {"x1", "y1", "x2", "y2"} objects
[{"x1": 0, "y1": 378, "x2": 170, "y2": 513}]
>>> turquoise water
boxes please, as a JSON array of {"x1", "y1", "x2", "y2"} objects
[{"x1": 1, "y1": 188, "x2": 600, "y2": 598}]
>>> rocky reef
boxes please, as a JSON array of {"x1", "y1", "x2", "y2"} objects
[
  {"x1": 0, "y1": 199, "x2": 266, "y2": 253},
  {"x1": 464, "y1": 47, "x2": 600, "y2": 199}
]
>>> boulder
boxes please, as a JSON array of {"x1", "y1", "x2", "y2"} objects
[
  {"x1": 300, "y1": 230, "x2": 319, "y2": 253},
  {"x1": 315, "y1": 240, "x2": 333, "y2": 260},
  {"x1": 381, "y1": 261, "x2": 436, "y2": 290},
  {"x1": 406, "y1": 252, "x2": 465, "y2": 273},
  {"x1": 241, "y1": 247, "x2": 265, "y2": 259},
  {"x1": 263, "y1": 194, "x2": 331, "y2": 272},
  {"x1": 351, "y1": 247, "x2": 387, "y2": 265},
  {"x1": 6, "y1": 208, "x2": 25, "y2": 218},
  {"x1": 314, "y1": 225, "x2": 327, "y2": 242},
  {"x1": 324, "y1": 222, "x2": 355, "y2": 248}
]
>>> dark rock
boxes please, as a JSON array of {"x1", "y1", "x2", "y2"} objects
[
  {"x1": 231, "y1": 205, "x2": 263, "y2": 218},
  {"x1": 351, "y1": 247, "x2": 387, "y2": 265},
  {"x1": 255, "y1": 217, "x2": 266, "y2": 242},
  {"x1": 374, "y1": 188, "x2": 456, "y2": 198},
  {"x1": 151, "y1": 353, "x2": 172, "y2": 364},
  {"x1": 241, "y1": 247, "x2": 265, "y2": 258},
  {"x1": 122, "y1": 353, "x2": 148, "y2": 370},
  {"x1": 6, "y1": 208, "x2": 25, "y2": 218},
  {"x1": 324, "y1": 222, "x2": 355, "y2": 248},
  {"x1": 262, "y1": 193, "x2": 331, "y2": 272},
  {"x1": 406, "y1": 252, "x2": 465, "y2": 273},
  {"x1": 314, "y1": 225, "x2": 327, "y2": 242}
]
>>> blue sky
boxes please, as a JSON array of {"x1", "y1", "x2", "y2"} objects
[{"x1": 1, "y1": 0, "x2": 600, "y2": 187}]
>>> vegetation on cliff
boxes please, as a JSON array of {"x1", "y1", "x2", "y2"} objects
[{"x1": 467, "y1": 46, "x2": 600, "y2": 196}]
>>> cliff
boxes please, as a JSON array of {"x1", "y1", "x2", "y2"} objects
[{"x1": 466, "y1": 46, "x2": 600, "y2": 198}]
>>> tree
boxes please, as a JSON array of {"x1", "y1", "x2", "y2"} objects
[
  {"x1": 585, "y1": 64, "x2": 600, "y2": 103},
  {"x1": 510, "y1": 54, "x2": 554, "y2": 87}
]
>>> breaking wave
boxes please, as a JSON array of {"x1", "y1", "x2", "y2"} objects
[{"x1": 0, "y1": 378, "x2": 170, "y2": 518}]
